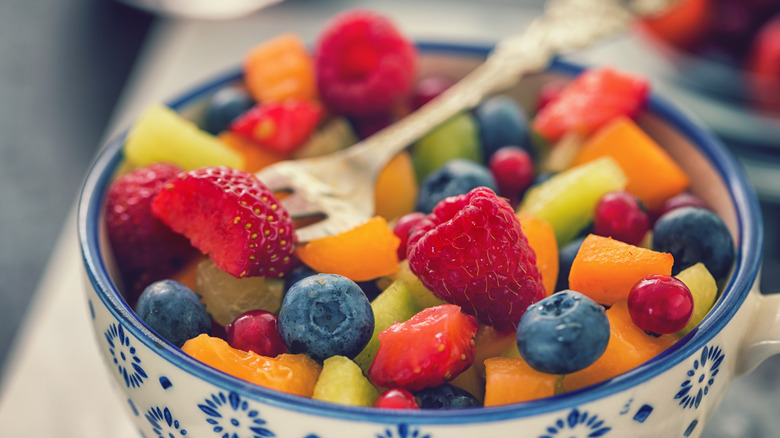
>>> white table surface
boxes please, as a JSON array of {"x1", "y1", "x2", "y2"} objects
[{"x1": 0, "y1": 1, "x2": 776, "y2": 436}]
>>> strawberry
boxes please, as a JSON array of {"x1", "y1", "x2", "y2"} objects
[
  {"x1": 532, "y1": 67, "x2": 650, "y2": 142},
  {"x1": 151, "y1": 166, "x2": 296, "y2": 278},
  {"x1": 230, "y1": 99, "x2": 323, "y2": 155},
  {"x1": 407, "y1": 187, "x2": 546, "y2": 332},
  {"x1": 368, "y1": 304, "x2": 478, "y2": 392},
  {"x1": 104, "y1": 163, "x2": 199, "y2": 303}
]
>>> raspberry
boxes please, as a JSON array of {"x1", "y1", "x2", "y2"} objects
[
  {"x1": 368, "y1": 304, "x2": 478, "y2": 391},
  {"x1": 315, "y1": 9, "x2": 417, "y2": 116},
  {"x1": 151, "y1": 166, "x2": 296, "y2": 278},
  {"x1": 104, "y1": 163, "x2": 199, "y2": 302},
  {"x1": 407, "y1": 187, "x2": 546, "y2": 332}
]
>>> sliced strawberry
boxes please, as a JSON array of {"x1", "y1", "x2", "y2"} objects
[
  {"x1": 230, "y1": 99, "x2": 323, "y2": 154},
  {"x1": 368, "y1": 304, "x2": 478, "y2": 392},
  {"x1": 151, "y1": 166, "x2": 296, "y2": 278},
  {"x1": 104, "y1": 163, "x2": 199, "y2": 302},
  {"x1": 532, "y1": 67, "x2": 650, "y2": 142}
]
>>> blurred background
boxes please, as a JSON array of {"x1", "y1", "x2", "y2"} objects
[
  {"x1": 0, "y1": 0, "x2": 151, "y2": 369},
  {"x1": 0, "y1": 0, "x2": 778, "y2": 436}
]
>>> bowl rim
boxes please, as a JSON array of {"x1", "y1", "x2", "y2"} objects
[{"x1": 78, "y1": 41, "x2": 763, "y2": 424}]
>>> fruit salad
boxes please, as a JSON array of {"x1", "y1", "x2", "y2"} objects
[{"x1": 103, "y1": 9, "x2": 736, "y2": 409}]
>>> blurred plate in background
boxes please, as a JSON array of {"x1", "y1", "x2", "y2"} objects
[{"x1": 118, "y1": 0, "x2": 284, "y2": 20}]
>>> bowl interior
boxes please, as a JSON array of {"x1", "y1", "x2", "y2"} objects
[{"x1": 78, "y1": 42, "x2": 763, "y2": 421}]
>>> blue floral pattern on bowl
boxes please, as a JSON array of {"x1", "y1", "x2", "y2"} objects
[
  {"x1": 146, "y1": 406, "x2": 187, "y2": 437},
  {"x1": 199, "y1": 391, "x2": 275, "y2": 437},
  {"x1": 675, "y1": 344, "x2": 724, "y2": 409},
  {"x1": 105, "y1": 322, "x2": 147, "y2": 389},
  {"x1": 539, "y1": 408, "x2": 611, "y2": 438},
  {"x1": 377, "y1": 424, "x2": 431, "y2": 438}
]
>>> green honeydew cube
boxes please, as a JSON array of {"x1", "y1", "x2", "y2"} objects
[
  {"x1": 396, "y1": 260, "x2": 447, "y2": 310},
  {"x1": 413, "y1": 112, "x2": 482, "y2": 180},
  {"x1": 195, "y1": 259, "x2": 283, "y2": 327},
  {"x1": 312, "y1": 356, "x2": 379, "y2": 407},
  {"x1": 124, "y1": 103, "x2": 243, "y2": 170},
  {"x1": 292, "y1": 117, "x2": 357, "y2": 159},
  {"x1": 519, "y1": 156, "x2": 627, "y2": 246},
  {"x1": 675, "y1": 262, "x2": 718, "y2": 335},
  {"x1": 353, "y1": 277, "x2": 420, "y2": 372}
]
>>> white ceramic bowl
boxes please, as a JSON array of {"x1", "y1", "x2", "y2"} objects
[{"x1": 79, "y1": 43, "x2": 777, "y2": 438}]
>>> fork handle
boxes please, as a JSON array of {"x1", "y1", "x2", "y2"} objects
[
  {"x1": 336, "y1": 35, "x2": 553, "y2": 180},
  {"x1": 335, "y1": 0, "x2": 637, "y2": 180}
]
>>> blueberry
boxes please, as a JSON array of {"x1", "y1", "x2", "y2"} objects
[
  {"x1": 415, "y1": 159, "x2": 497, "y2": 213},
  {"x1": 203, "y1": 85, "x2": 255, "y2": 134},
  {"x1": 278, "y1": 273, "x2": 374, "y2": 362},
  {"x1": 135, "y1": 279, "x2": 212, "y2": 348},
  {"x1": 414, "y1": 383, "x2": 480, "y2": 409},
  {"x1": 556, "y1": 236, "x2": 586, "y2": 292},
  {"x1": 283, "y1": 265, "x2": 317, "y2": 295},
  {"x1": 517, "y1": 290, "x2": 609, "y2": 375},
  {"x1": 283, "y1": 266, "x2": 380, "y2": 301},
  {"x1": 474, "y1": 95, "x2": 532, "y2": 161},
  {"x1": 652, "y1": 206, "x2": 735, "y2": 280}
]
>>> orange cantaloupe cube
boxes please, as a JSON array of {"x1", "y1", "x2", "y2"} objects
[
  {"x1": 517, "y1": 213, "x2": 560, "y2": 295},
  {"x1": 570, "y1": 116, "x2": 689, "y2": 211},
  {"x1": 569, "y1": 234, "x2": 673, "y2": 306},
  {"x1": 484, "y1": 357, "x2": 558, "y2": 406},
  {"x1": 295, "y1": 216, "x2": 400, "y2": 282},
  {"x1": 218, "y1": 132, "x2": 286, "y2": 172},
  {"x1": 243, "y1": 33, "x2": 318, "y2": 103},
  {"x1": 182, "y1": 334, "x2": 321, "y2": 397},
  {"x1": 449, "y1": 325, "x2": 517, "y2": 401},
  {"x1": 375, "y1": 152, "x2": 418, "y2": 221},
  {"x1": 562, "y1": 300, "x2": 676, "y2": 392}
]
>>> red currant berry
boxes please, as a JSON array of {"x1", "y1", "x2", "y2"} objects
[
  {"x1": 594, "y1": 191, "x2": 649, "y2": 246},
  {"x1": 373, "y1": 388, "x2": 420, "y2": 409},
  {"x1": 411, "y1": 75, "x2": 454, "y2": 110},
  {"x1": 652, "y1": 192, "x2": 709, "y2": 224},
  {"x1": 627, "y1": 274, "x2": 694, "y2": 334},
  {"x1": 488, "y1": 146, "x2": 535, "y2": 203},
  {"x1": 393, "y1": 212, "x2": 427, "y2": 260},
  {"x1": 225, "y1": 309, "x2": 287, "y2": 357}
]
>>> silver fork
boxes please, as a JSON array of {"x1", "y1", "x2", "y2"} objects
[{"x1": 256, "y1": 0, "x2": 676, "y2": 242}]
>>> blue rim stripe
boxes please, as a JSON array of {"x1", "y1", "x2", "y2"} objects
[{"x1": 77, "y1": 41, "x2": 762, "y2": 424}]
